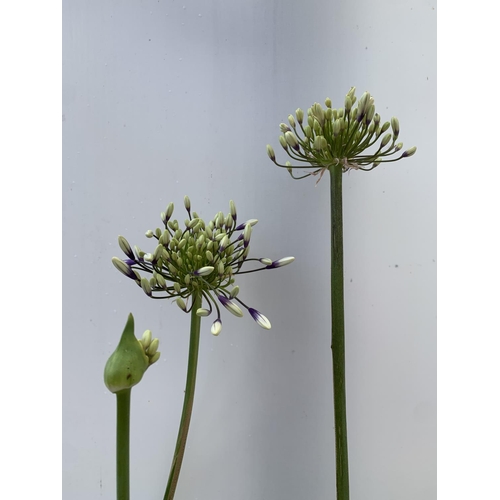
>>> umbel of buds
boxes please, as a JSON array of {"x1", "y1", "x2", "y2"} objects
[
  {"x1": 104, "y1": 314, "x2": 160, "y2": 394},
  {"x1": 266, "y1": 87, "x2": 417, "y2": 181},
  {"x1": 112, "y1": 197, "x2": 294, "y2": 336}
]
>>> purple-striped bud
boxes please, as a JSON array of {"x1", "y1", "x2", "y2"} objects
[
  {"x1": 194, "y1": 266, "x2": 214, "y2": 277},
  {"x1": 218, "y1": 296, "x2": 244, "y2": 317},
  {"x1": 402, "y1": 146, "x2": 417, "y2": 158},
  {"x1": 229, "y1": 200, "x2": 237, "y2": 221},
  {"x1": 118, "y1": 236, "x2": 135, "y2": 260},
  {"x1": 235, "y1": 219, "x2": 258, "y2": 231},
  {"x1": 112, "y1": 257, "x2": 137, "y2": 280},
  {"x1": 248, "y1": 308, "x2": 272, "y2": 330},
  {"x1": 266, "y1": 256, "x2": 295, "y2": 269},
  {"x1": 243, "y1": 224, "x2": 252, "y2": 247}
]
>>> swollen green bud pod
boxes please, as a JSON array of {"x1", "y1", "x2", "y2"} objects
[{"x1": 104, "y1": 314, "x2": 150, "y2": 394}]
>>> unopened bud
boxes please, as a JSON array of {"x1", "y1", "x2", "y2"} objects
[
  {"x1": 313, "y1": 136, "x2": 328, "y2": 150},
  {"x1": 391, "y1": 117, "x2": 400, "y2": 138},
  {"x1": 402, "y1": 146, "x2": 417, "y2": 157},
  {"x1": 266, "y1": 144, "x2": 276, "y2": 161},
  {"x1": 183, "y1": 195, "x2": 191, "y2": 212},
  {"x1": 285, "y1": 131, "x2": 299, "y2": 149},
  {"x1": 118, "y1": 236, "x2": 134, "y2": 260},
  {"x1": 381, "y1": 133, "x2": 392, "y2": 147}
]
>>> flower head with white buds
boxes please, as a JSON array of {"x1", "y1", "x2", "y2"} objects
[
  {"x1": 266, "y1": 87, "x2": 416, "y2": 182},
  {"x1": 112, "y1": 198, "x2": 294, "y2": 336}
]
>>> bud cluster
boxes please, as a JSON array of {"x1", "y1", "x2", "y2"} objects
[
  {"x1": 266, "y1": 87, "x2": 416, "y2": 181},
  {"x1": 112, "y1": 198, "x2": 294, "y2": 335}
]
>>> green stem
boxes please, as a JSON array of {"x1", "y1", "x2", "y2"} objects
[
  {"x1": 329, "y1": 164, "x2": 350, "y2": 500},
  {"x1": 116, "y1": 388, "x2": 131, "y2": 500},
  {"x1": 163, "y1": 294, "x2": 202, "y2": 500}
]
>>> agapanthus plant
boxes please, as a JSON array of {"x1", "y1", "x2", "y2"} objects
[
  {"x1": 112, "y1": 197, "x2": 294, "y2": 500},
  {"x1": 266, "y1": 87, "x2": 416, "y2": 500}
]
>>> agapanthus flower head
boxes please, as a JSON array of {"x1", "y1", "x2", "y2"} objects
[
  {"x1": 266, "y1": 87, "x2": 416, "y2": 182},
  {"x1": 112, "y1": 198, "x2": 294, "y2": 335}
]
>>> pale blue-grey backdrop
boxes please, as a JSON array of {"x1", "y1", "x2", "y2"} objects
[{"x1": 63, "y1": 1, "x2": 436, "y2": 498}]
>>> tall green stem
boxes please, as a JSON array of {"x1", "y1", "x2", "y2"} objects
[
  {"x1": 163, "y1": 293, "x2": 202, "y2": 500},
  {"x1": 116, "y1": 388, "x2": 131, "y2": 500},
  {"x1": 329, "y1": 164, "x2": 350, "y2": 500}
]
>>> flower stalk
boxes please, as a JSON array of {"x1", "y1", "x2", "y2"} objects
[
  {"x1": 104, "y1": 314, "x2": 160, "y2": 500},
  {"x1": 266, "y1": 87, "x2": 416, "y2": 500},
  {"x1": 330, "y1": 163, "x2": 349, "y2": 500},
  {"x1": 116, "y1": 388, "x2": 131, "y2": 500},
  {"x1": 163, "y1": 293, "x2": 202, "y2": 500}
]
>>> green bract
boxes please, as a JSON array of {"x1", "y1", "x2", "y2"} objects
[
  {"x1": 266, "y1": 87, "x2": 417, "y2": 181},
  {"x1": 104, "y1": 314, "x2": 160, "y2": 393}
]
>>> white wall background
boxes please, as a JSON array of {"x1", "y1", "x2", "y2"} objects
[{"x1": 62, "y1": 1, "x2": 436, "y2": 499}]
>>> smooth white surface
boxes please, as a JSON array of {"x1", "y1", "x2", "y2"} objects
[{"x1": 63, "y1": 1, "x2": 436, "y2": 499}]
